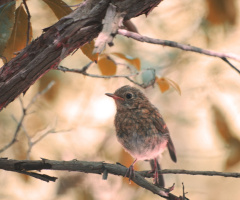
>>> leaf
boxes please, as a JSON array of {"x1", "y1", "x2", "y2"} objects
[
  {"x1": 98, "y1": 54, "x2": 117, "y2": 76},
  {"x1": 212, "y1": 105, "x2": 232, "y2": 143},
  {"x1": 155, "y1": 77, "x2": 181, "y2": 95},
  {"x1": 212, "y1": 105, "x2": 240, "y2": 169},
  {"x1": 155, "y1": 77, "x2": 170, "y2": 93},
  {"x1": 42, "y1": 0, "x2": 72, "y2": 19},
  {"x1": 0, "y1": 1, "x2": 16, "y2": 57},
  {"x1": 112, "y1": 52, "x2": 141, "y2": 71},
  {"x1": 80, "y1": 41, "x2": 98, "y2": 62},
  {"x1": 119, "y1": 149, "x2": 139, "y2": 187},
  {"x1": 206, "y1": 0, "x2": 237, "y2": 25},
  {"x1": 2, "y1": 3, "x2": 32, "y2": 62},
  {"x1": 42, "y1": 0, "x2": 98, "y2": 62}
]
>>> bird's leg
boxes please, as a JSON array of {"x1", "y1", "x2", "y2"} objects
[
  {"x1": 153, "y1": 158, "x2": 159, "y2": 184},
  {"x1": 125, "y1": 159, "x2": 137, "y2": 182},
  {"x1": 149, "y1": 158, "x2": 165, "y2": 187}
]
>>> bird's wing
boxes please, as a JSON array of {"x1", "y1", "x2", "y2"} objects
[{"x1": 151, "y1": 110, "x2": 177, "y2": 162}]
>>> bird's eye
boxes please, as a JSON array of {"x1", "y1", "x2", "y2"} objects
[{"x1": 125, "y1": 93, "x2": 133, "y2": 99}]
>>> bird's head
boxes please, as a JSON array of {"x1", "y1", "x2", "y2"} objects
[{"x1": 105, "y1": 85, "x2": 149, "y2": 111}]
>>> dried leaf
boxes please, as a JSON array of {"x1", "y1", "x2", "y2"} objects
[
  {"x1": 119, "y1": 149, "x2": 139, "y2": 187},
  {"x1": 212, "y1": 105, "x2": 240, "y2": 169},
  {"x1": 155, "y1": 77, "x2": 170, "y2": 93},
  {"x1": 42, "y1": 0, "x2": 72, "y2": 19},
  {"x1": 156, "y1": 77, "x2": 181, "y2": 95},
  {"x1": 80, "y1": 41, "x2": 98, "y2": 62},
  {"x1": 98, "y1": 54, "x2": 117, "y2": 76},
  {"x1": 112, "y1": 52, "x2": 141, "y2": 71},
  {"x1": 212, "y1": 105, "x2": 232, "y2": 143},
  {"x1": 165, "y1": 77, "x2": 181, "y2": 95},
  {"x1": 206, "y1": 0, "x2": 237, "y2": 25},
  {"x1": 225, "y1": 139, "x2": 240, "y2": 170},
  {"x1": 2, "y1": 3, "x2": 32, "y2": 62},
  {"x1": 0, "y1": 1, "x2": 16, "y2": 57},
  {"x1": 123, "y1": 20, "x2": 139, "y2": 33},
  {"x1": 42, "y1": 0, "x2": 97, "y2": 62}
]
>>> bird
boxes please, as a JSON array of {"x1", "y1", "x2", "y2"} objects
[{"x1": 105, "y1": 85, "x2": 177, "y2": 186}]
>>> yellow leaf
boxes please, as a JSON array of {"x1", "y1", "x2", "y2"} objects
[
  {"x1": 155, "y1": 77, "x2": 181, "y2": 95},
  {"x1": 155, "y1": 77, "x2": 170, "y2": 93},
  {"x1": 165, "y1": 77, "x2": 181, "y2": 95},
  {"x1": 98, "y1": 54, "x2": 116, "y2": 76},
  {"x1": 112, "y1": 52, "x2": 141, "y2": 71},
  {"x1": 2, "y1": 3, "x2": 32, "y2": 62},
  {"x1": 80, "y1": 41, "x2": 98, "y2": 62},
  {"x1": 42, "y1": 0, "x2": 72, "y2": 19}
]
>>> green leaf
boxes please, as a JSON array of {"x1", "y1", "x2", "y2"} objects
[
  {"x1": 0, "y1": 1, "x2": 16, "y2": 57},
  {"x1": 42, "y1": 0, "x2": 72, "y2": 19},
  {"x1": 2, "y1": 3, "x2": 33, "y2": 62}
]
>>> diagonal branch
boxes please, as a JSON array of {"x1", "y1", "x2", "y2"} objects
[
  {"x1": 0, "y1": 0, "x2": 164, "y2": 111},
  {"x1": 118, "y1": 29, "x2": 240, "y2": 74}
]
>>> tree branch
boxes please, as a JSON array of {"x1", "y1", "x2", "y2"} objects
[
  {"x1": 118, "y1": 29, "x2": 240, "y2": 73},
  {"x1": 0, "y1": 0, "x2": 163, "y2": 111},
  {"x1": 57, "y1": 63, "x2": 156, "y2": 89},
  {"x1": 0, "y1": 81, "x2": 55, "y2": 153},
  {"x1": 1, "y1": 158, "x2": 240, "y2": 199},
  {"x1": 0, "y1": 158, "x2": 186, "y2": 199}
]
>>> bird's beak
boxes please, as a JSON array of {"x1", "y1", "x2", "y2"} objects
[{"x1": 105, "y1": 93, "x2": 124, "y2": 101}]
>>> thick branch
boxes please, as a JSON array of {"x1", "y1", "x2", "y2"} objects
[
  {"x1": 0, "y1": 158, "x2": 186, "y2": 199},
  {"x1": 0, "y1": 0, "x2": 163, "y2": 111},
  {"x1": 1, "y1": 158, "x2": 240, "y2": 199}
]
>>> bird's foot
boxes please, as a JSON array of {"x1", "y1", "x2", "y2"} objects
[{"x1": 125, "y1": 164, "x2": 135, "y2": 183}]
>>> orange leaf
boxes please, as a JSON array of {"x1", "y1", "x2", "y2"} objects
[
  {"x1": 42, "y1": 0, "x2": 72, "y2": 19},
  {"x1": 112, "y1": 52, "x2": 141, "y2": 71},
  {"x1": 155, "y1": 77, "x2": 170, "y2": 93},
  {"x1": 98, "y1": 54, "x2": 116, "y2": 76},
  {"x1": 2, "y1": 3, "x2": 32, "y2": 62},
  {"x1": 212, "y1": 105, "x2": 240, "y2": 169},
  {"x1": 80, "y1": 41, "x2": 98, "y2": 62},
  {"x1": 156, "y1": 77, "x2": 181, "y2": 95},
  {"x1": 119, "y1": 149, "x2": 139, "y2": 187}
]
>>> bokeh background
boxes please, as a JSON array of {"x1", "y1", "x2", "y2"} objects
[{"x1": 1, "y1": 0, "x2": 240, "y2": 199}]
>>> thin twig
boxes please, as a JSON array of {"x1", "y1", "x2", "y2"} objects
[
  {"x1": 58, "y1": 65, "x2": 139, "y2": 78},
  {"x1": 139, "y1": 169, "x2": 240, "y2": 178},
  {"x1": 0, "y1": 105, "x2": 25, "y2": 153},
  {"x1": 22, "y1": 0, "x2": 31, "y2": 45},
  {"x1": 118, "y1": 29, "x2": 240, "y2": 74},
  {"x1": 57, "y1": 63, "x2": 156, "y2": 88},
  {"x1": 0, "y1": 82, "x2": 55, "y2": 154},
  {"x1": 26, "y1": 81, "x2": 55, "y2": 110},
  {"x1": 221, "y1": 57, "x2": 240, "y2": 73}
]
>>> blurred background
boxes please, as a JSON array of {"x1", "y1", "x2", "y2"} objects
[{"x1": 1, "y1": 0, "x2": 240, "y2": 199}]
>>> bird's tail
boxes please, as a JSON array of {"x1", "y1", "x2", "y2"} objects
[{"x1": 167, "y1": 137, "x2": 177, "y2": 162}]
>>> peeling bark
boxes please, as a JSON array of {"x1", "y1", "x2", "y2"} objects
[{"x1": 0, "y1": 0, "x2": 163, "y2": 110}]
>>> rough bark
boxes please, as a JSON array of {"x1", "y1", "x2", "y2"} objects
[
  {"x1": 0, "y1": 158, "x2": 185, "y2": 199},
  {"x1": 0, "y1": 0, "x2": 162, "y2": 111}
]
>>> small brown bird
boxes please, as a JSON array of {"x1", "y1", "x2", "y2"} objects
[{"x1": 105, "y1": 85, "x2": 177, "y2": 185}]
